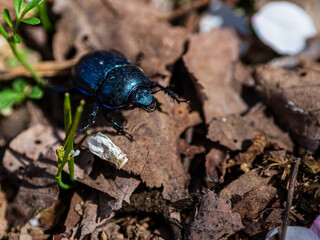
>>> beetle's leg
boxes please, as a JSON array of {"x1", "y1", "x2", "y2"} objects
[
  {"x1": 152, "y1": 84, "x2": 175, "y2": 94},
  {"x1": 46, "y1": 79, "x2": 73, "y2": 92},
  {"x1": 101, "y1": 108, "x2": 134, "y2": 141},
  {"x1": 77, "y1": 103, "x2": 100, "y2": 133},
  {"x1": 151, "y1": 82, "x2": 190, "y2": 104}
]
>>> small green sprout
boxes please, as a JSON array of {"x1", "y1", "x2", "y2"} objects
[
  {"x1": 55, "y1": 93, "x2": 89, "y2": 190},
  {"x1": 0, "y1": 78, "x2": 43, "y2": 115},
  {"x1": 0, "y1": 0, "x2": 45, "y2": 86}
]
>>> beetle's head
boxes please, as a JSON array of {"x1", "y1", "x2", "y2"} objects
[{"x1": 131, "y1": 88, "x2": 156, "y2": 112}]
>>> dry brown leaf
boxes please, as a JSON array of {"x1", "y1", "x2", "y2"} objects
[
  {"x1": 3, "y1": 125, "x2": 60, "y2": 226},
  {"x1": 265, "y1": 208, "x2": 284, "y2": 225},
  {"x1": 53, "y1": 0, "x2": 187, "y2": 77},
  {"x1": 207, "y1": 105, "x2": 293, "y2": 151},
  {"x1": 2, "y1": 124, "x2": 60, "y2": 179},
  {"x1": 188, "y1": 191, "x2": 243, "y2": 240},
  {"x1": 105, "y1": 95, "x2": 201, "y2": 202},
  {"x1": 80, "y1": 191, "x2": 102, "y2": 238},
  {"x1": 122, "y1": 189, "x2": 192, "y2": 222},
  {"x1": 0, "y1": 190, "x2": 7, "y2": 239},
  {"x1": 0, "y1": 101, "x2": 49, "y2": 147},
  {"x1": 178, "y1": 139, "x2": 206, "y2": 159},
  {"x1": 232, "y1": 185, "x2": 277, "y2": 219},
  {"x1": 0, "y1": 106, "x2": 30, "y2": 146},
  {"x1": 82, "y1": 91, "x2": 201, "y2": 202},
  {"x1": 183, "y1": 29, "x2": 247, "y2": 123},
  {"x1": 219, "y1": 171, "x2": 278, "y2": 236},
  {"x1": 78, "y1": 159, "x2": 140, "y2": 205},
  {"x1": 233, "y1": 134, "x2": 268, "y2": 165},
  {"x1": 255, "y1": 66, "x2": 320, "y2": 151},
  {"x1": 64, "y1": 191, "x2": 84, "y2": 230},
  {"x1": 6, "y1": 148, "x2": 59, "y2": 227},
  {"x1": 79, "y1": 190, "x2": 128, "y2": 237},
  {"x1": 233, "y1": 61, "x2": 255, "y2": 89},
  {"x1": 39, "y1": 199, "x2": 66, "y2": 227},
  {"x1": 205, "y1": 148, "x2": 228, "y2": 183},
  {"x1": 2, "y1": 124, "x2": 93, "y2": 180},
  {"x1": 219, "y1": 170, "x2": 276, "y2": 200}
]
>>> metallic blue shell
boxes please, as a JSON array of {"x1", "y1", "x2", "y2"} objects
[
  {"x1": 98, "y1": 66, "x2": 150, "y2": 109},
  {"x1": 73, "y1": 50, "x2": 130, "y2": 95},
  {"x1": 73, "y1": 50, "x2": 151, "y2": 109}
]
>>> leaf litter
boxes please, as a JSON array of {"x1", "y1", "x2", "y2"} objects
[
  {"x1": 182, "y1": 28, "x2": 247, "y2": 123},
  {"x1": 207, "y1": 104, "x2": 293, "y2": 151},
  {"x1": 0, "y1": 0, "x2": 319, "y2": 239},
  {"x1": 188, "y1": 191, "x2": 243, "y2": 240}
]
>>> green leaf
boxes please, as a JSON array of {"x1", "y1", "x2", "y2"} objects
[
  {"x1": 27, "y1": 85, "x2": 43, "y2": 99},
  {"x1": 21, "y1": 0, "x2": 44, "y2": 18},
  {"x1": 3, "y1": 9, "x2": 13, "y2": 28},
  {"x1": 0, "y1": 23, "x2": 9, "y2": 40},
  {"x1": 12, "y1": 78, "x2": 28, "y2": 92},
  {"x1": 22, "y1": 17, "x2": 40, "y2": 25},
  {"x1": 13, "y1": 33, "x2": 21, "y2": 43},
  {"x1": 0, "y1": 88, "x2": 24, "y2": 109},
  {"x1": 14, "y1": 0, "x2": 23, "y2": 17}
]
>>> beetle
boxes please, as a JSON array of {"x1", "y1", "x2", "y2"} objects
[{"x1": 73, "y1": 50, "x2": 189, "y2": 139}]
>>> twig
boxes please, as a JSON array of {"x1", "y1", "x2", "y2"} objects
[
  {"x1": 182, "y1": 127, "x2": 194, "y2": 173},
  {"x1": 0, "y1": 59, "x2": 76, "y2": 80},
  {"x1": 280, "y1": 157, "x2": 301, "y2": 240},
  {"x1": 158, "y1": 0, "x2": 212, "y2": 21}
]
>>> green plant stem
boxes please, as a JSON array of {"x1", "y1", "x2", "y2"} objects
[
  {"x1": 63, "y1": 100, "x2": 85, "y2": 148},
  {"x1": 65, "y1": 101, "x2": 84, "y2": 182},
  {"x1": 68, "y1": 157, "x2": 75, "y2": 181},
  {"x1": 56, "y1": 99, "x2": 85, "y2": 189},
  {"x1": 64, "y1": 93, "x2": 72, "y2": 133},
  {"x1": 55, "y1": 151, "x2": 75, "y2": 189},
  {"x1": 68, "y1": 130, "x2": 90, "y2": 181},
  {"x1": 13, "y1": 18, "x2": 21, "y2": 35},
  {"x1": 55, "y1": 168, "x2": 74, "y2": 190},
  {"x1": 38, "y1": 2, "x2": 53, "y2": 32},
  {"x1": 9, "y1": 40, "x2": 45, "y2": 86}
]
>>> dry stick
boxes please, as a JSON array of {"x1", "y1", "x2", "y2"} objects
[
  {"x1": 158, "y1": 0, "x2": 212, "y2": 21},
  {"x1": 0, "y1": 59, "x2": 76, "y2": 80},
  {"x1": 182, "y1": 127, "x2": 194, "y2": 173},
  {"x1": 280, "y1": 157, "x2": 301, "y2": 240}
]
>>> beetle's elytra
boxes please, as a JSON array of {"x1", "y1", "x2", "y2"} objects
[{"x1": 73, "y1": 50, "x2": 189, "y2": 139}]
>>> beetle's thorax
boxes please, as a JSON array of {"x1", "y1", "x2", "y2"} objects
[
  {"x1": 98, "y1": 65, "x2": 151, "y2": 109},
  {"x1": 130, "y1": 88, "x2": 156, "y2": 112}
]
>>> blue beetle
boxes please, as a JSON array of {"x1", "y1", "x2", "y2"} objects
[{"x1": 73, "y1": 50, "x2": 189, "y2": 139}]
